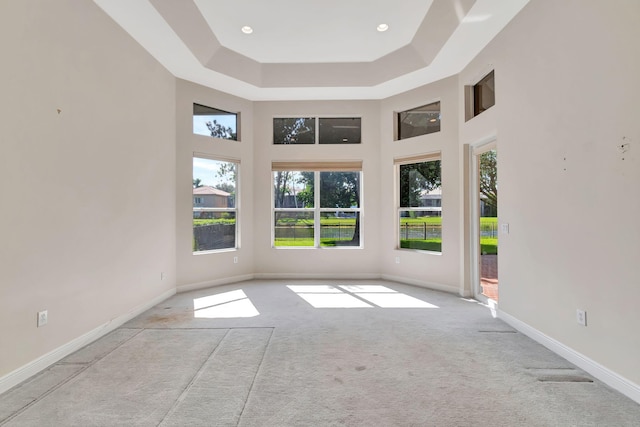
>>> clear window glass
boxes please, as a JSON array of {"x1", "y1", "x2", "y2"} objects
[
  {"x1": 398, "y1": 160, "x2": 442, "y2": 253},
  {"x1": 274, "y1": 211, "x2": 314, "y2": 247},
  {"x1": 320, "y1": 172, "x2": 360, "y2": 246},
  {"x1": 474, "y1": 70, "x2": 495, "y2": 116},
  {"x1": 273, "y1": 118, "x2": 316, "y2": 144},
  {"x1": 319, "y1": 118, "x2": 361, "y2": 144},
  {"x1": 397, "y1": 101, "x2": 441, "y2": 140},
  {"x1": 193, "y1": 103, "x2": 238, "y2": 141},
  {"x1": 273, "y1": 170, "x2": 361, "y2": 248},
  {"x1": 273, "y1": 171, "x2": 312, "y2": 209},
  {"x1": 193, "y1": 157, "x2": 238, "y2": 252}
]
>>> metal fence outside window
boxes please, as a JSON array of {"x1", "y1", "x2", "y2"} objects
[
  {"x1": 400, "y1": 223, "x2": 441, "y2": 240},
  {"x1": 275, "y1": 224, "x2": 356, "y2": 240}
]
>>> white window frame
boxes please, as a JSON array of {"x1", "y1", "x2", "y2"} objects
[
  {"x1": 272, "y1": 116, "x2": 362, "y2": 145},
  {"x1": 192, "y1": 154, "x2": 240, "y2": 254},
  {"x1": 394, "y1": 100, "x2": 441, "y2": 141},
  {"x1": 271, "y1": 161, "x2": 363, "y2": 249},
  {"x1": 193, "y1": 103, "x2": 240, "y2": 141},
  {"x1": 464, "y1": 68, "x2": 495, "y2": 121},
  {"x1": 395, "y1": 152, "x2": 442, "y2": 254}
]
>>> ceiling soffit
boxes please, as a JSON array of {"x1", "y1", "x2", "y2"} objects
[
  {"x1": 93, "y1": 0, "x2": 531, "y2": 100},
  {"x1": 149, "y1": 0, "x2": 476, "y2": 88}
]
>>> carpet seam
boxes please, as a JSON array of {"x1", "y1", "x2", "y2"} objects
[
  {"x1": 236, "y1": 327, "x2": 275, "y2": 427},
  {"x1": 156, "y1": 328, "x2": 232, "y2": 426},
  {"x1": 0, "y1": 328, "x2": 145, "y2": 426}
]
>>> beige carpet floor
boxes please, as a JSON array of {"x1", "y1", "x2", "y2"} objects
[{"x1": 1, "y1": 279, "x2": 639, "y2": 426}]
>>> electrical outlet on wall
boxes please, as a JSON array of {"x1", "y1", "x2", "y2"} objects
[{"x1": 37, "y1": 310, "x2": 48, "y2": 327}]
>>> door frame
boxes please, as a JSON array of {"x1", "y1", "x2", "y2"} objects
[{"x1": 468, "y1": 137, "x2": 497, "y2": 304}]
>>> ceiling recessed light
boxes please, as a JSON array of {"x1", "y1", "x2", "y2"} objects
[
  {"x1": 376, "y1": 23, "x2": 389, "y2": 32},
  {"x1": 241, "y1": 26, "x2": 253, "y2": 34}
]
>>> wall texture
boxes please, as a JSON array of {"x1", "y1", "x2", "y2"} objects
[
  {"x1": 380, "y1": 76, "x2": 462, "y2": 293},
  {"x1": 175, "y1": 79, "x2": 254, "y2": 290},
  {"x1": 251, "y1": 100, "x2": 382, "y2": 278},
  {"x1": 0, "y1": 0, "x2": 176, "y2": 378},
  {"x1": 2, "y1": 0, "x2": 638, "y2": 399},
  {"x1": 459, "y1": 0, "x2": 640, "y2": 385}
]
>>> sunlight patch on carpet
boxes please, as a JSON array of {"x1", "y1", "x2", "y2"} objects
[
  {"x1": 287, "y1": 284, "x2": 438, "y2": 308},
  {"x1": 193, "y1": 289, "x2": 260, "y2": 318}
]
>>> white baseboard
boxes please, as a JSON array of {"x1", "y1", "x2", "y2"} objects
[
  {"x1": 498, "y1": 309, "x2": 640, "y2": 405},
  {"x1": 0, "y1": 287, "x2": 176, "y2": 396},
  {"x1": 176, "y1": 274, "x2": 255, "y2": 293},
  {"x1": 381, "y1": 274, "x2": 459, "y2": 294},
  {"x1": 254, "y1": 273, "x2": 380, "y2": 281},
  {"x1": 177, "y1": 274, "x2": 458, "y2": 296}
]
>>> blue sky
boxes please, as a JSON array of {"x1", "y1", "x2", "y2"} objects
[
  {"x1": 193, "y1": 157, "x2": 232, "y2": 187},
  {"x1": 192, "y1": 115, "x2": 238, "y2": 187},
  {"x1": 193, "y1": 115, "x2": 236, "y2": 138}
]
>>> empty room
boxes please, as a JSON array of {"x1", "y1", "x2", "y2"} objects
[{"x1": 1, "y1": 0, "x2": 639, "y2": 425}]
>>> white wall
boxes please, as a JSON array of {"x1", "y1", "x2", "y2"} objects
[
  {"x1": 0, "y1": 0, "x2": 176, "y2": 378},
  {"x1": 3, "y1": 0, "x2": 638, "y2": 399},
  {"x1": 459, "y1": 0, "x2": 640, "y2": 385},
  {"x1": 252, "y1": 101, "x2": 382, "y2": 278},
  {"x1": 380, "y1": 76, "x2": 463, "y2": 293},
  {"x1": 175, "y1": 80, "x2": 254, "y2": 290}
]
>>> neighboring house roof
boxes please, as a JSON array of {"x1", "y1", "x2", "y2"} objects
[{"x1": 193, "y1": 186, "x2": 230, "y2": 197}]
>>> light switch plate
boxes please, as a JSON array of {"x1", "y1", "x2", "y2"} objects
[{"x1": 576, "y1": 309, "x2": 587, "y2": 326}]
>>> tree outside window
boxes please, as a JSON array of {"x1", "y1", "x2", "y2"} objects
[
  {"x1": 273, "y1": 168, "x2": 361, "y2": 248},
  {"x1": 397, "y1": 157, "x2": 442, "y2": 253}
]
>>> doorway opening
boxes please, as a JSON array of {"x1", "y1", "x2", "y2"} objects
[
  {"x1": 478, "y1": 149, "x2": 498, "y2": 300},
  {"x1": 470, "y1": 142, "x2": 498, "y2": 302}
]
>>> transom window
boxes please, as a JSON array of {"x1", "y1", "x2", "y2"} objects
[
  {"x1": 396, "y1": 101, "x2": 441, "y2": 140},
  {"x1": 193, "y1": 103, "x2": 239, "y2": 141},
  {"x1": 395, "y1": 153, "x2": 442, "y2": 253},
  {"x1": 465, "y1": 70, "x2": 495, "y2": 121},
  {"x1": 273, "y1": 117, "x2": 361, "y2": 144},
  {"x1": 474, "y1": 70, "x2": 495, "y2": 116},
  {"x1": 192, "y1": 156, "x2": 239, "y2": 252},
  {"x1": 272, "y1": 161, "x2": 362, "y2": 248}
]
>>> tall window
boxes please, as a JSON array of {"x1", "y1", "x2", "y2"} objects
[
  {"x1": 273, "y1": 117, "x2": 361, "y2": 144},
  {"x1": 193, "y1": 103, "x2": 239, "y2": 141},
  {"x1": 192, "y1": 156, "x2": 239, "y2": 252},
  {"x1": 396, "y1": 101, "x2": 441, "y2": 140},
  {"x1": 273, "y1": 162, "x2": 362, "y2": 248},
  {"x1": 396, "y1": 154, "x2": 442, "y2": 253}
]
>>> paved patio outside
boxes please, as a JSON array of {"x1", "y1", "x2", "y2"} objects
[{"x1": 481, "y1": 254, "x2": 498, "y2": 300}]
